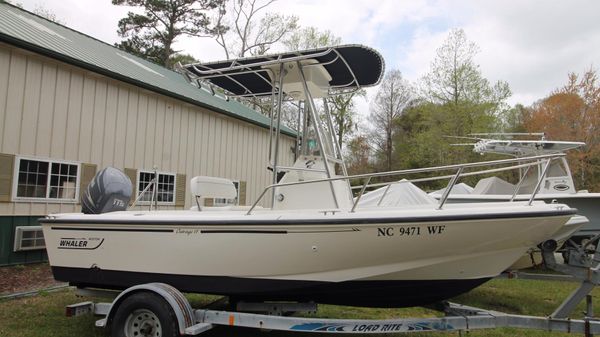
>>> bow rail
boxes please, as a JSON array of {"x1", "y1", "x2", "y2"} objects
[{"x1": 246, "y1": 153, "x2": 566, "y2": 215}]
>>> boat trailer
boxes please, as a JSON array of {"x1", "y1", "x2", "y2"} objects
[{"x1": 66, "y1": 240, "x2": 600, "y2": 336}]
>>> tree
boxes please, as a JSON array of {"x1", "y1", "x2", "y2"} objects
[
  {"x1": 524, "y1": 68, "x2": 600, "y2": 191},
  {"x1": 6, "y1": 1, "x2": 65, "y2": 24},
  {"x1": 419, "y1": 29, "x2": 511, "y2": 137},
  {"x1": 378, "y1": 28, "x2": 513, "y2": 178},
  {"x1": 421, "y1": 28, "x2": 510, "y2": 108},
  {"x1": 370, "y1": 70, "x2": 412, "y2": 171},
  {"x1": 33, "y1": 4, "x2": 65, "y2": 24},
  {"x1": 113, "y1": 0, "x2": 226, "y2": 68},
  {"x1": 169, "y1": 52, "x2": 200, "y2": 66},
  {"x1": 283, "y1": 26, "x2": 340, "y2": 51},
  {"x1": 501, "y1": 103, "x2": 528, "y2": 133},
  {"x1": 345, "y1": 135, "x2": 373, "y2": 175},
  {"x1": 214, "y1": 0, "x2": 298, "y2": 58},
  {"x1": 389, "y1": 101, "x2": 484, "y2": 186},
  {"x1": 326, "y1": 91, "x2": 365, "y2": 150},
  {"x1": 357, "y1": 29, "x2": 515, "y2": 186}
]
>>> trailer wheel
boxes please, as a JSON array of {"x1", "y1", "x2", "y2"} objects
[{"x1": 111, "y1": 292, "x2": 180, "y2": 337}]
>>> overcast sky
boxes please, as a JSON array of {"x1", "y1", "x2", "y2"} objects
[{"x1": 15, "y1": 0, "x2": 600, "y2": 112}]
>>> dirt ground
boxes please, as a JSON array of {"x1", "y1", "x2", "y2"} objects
[{"x1": 0, "y1": 263, "x2": 65, "y2": 295}]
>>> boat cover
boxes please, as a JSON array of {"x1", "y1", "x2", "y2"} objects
[
  {"x1": 357, "y1": 179, "x2": 437, "y2": 207},
  {"x1": 431, "y1": 183, "x2": 474, "y2": 195},
  {"x1": 472, "y1": 177, "x2": 516, "y2": 195},
  {"x1": 182, "y1": 45, "x2": 384, "y2": 97}
]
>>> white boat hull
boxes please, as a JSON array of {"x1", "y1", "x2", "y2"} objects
[
  {"x1": 438, "y1": 193, "x2": 598, "y2": 240},
  {"x1": 41, "y1": 202, "x2": 574, "y2": 307}
]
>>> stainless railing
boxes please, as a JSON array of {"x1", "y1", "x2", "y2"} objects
[
  {"x1": 131, "y1": 168, "x2": 160, "y2": 211},
  {"x1": 245, "y1": 153, "x2": 565, "y2": 215}
]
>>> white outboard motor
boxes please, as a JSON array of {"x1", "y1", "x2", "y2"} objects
[{"x1": 81, "y1": 167, "x2": 132, "y2": 214}]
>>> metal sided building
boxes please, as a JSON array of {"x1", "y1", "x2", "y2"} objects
[{"x1": 0, "y1": 2, "x2": 295, "y2": 266}]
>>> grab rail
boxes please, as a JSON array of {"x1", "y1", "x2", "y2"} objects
[
  {"x1": 349, "y1": 161, "x2": 537, "y2": 190},
  {"x1": 245, "y1": 153, "x2": 565, "y2": 215}
]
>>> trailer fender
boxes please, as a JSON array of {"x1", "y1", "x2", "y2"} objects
[{"x1": 102, "y1": 283, "x2": 195, "y2": 335}]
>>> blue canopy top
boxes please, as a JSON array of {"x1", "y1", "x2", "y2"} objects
[{"x1": 183, "y1": 45, "x2": 385, "y2": 98}]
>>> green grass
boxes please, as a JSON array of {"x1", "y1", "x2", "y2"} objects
[
  {"x1": 0, "y1": 291, "x2": 106, "y2": 337},
  {"x1": 1, "y1": 279, "x2": 599, "y2": 337}
]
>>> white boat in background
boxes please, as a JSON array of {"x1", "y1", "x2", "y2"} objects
[
  {"x1": 430, "y1": 133, "x2": 598, "y2": 244},
  {"x1": 41, "y1": 46, "x2": 576, "y2": 308}
]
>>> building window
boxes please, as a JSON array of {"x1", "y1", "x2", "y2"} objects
[
  {"x1": 14, "y1": 226, "x2": 45, "y2": 252},
  {"x1": 13, "y1": 157, "x2": 79, "y2": 202},
  {"x1": 137, "y1": 170, "x2": 176, "y2": 204},
  {"x1": 214, "y1": 181, "x2": 240, "y2": 206}
]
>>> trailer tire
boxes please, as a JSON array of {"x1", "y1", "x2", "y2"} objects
[{"x1": 111, "y1": 292, "x2": 180, "y2": 337}]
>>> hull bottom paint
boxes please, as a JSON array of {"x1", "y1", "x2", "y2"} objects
[{"x1": 52, "y1": 266, "x2": 490, "y2": 308}]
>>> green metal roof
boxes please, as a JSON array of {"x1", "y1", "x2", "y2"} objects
[{"x1": 0, "y1": 2, "x2": 294, "y2": 135}]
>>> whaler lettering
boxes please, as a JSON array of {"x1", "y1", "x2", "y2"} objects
[
  {"x1": 58, "y1": 237, "x2": 104, "y2": 250},
  {"x1": 59, "y1": 239, "x2": 88, "y2": 248}
]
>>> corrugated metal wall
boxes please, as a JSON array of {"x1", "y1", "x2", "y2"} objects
[{"x1": 0, "y1": 44, "x2": 295, "y2": 215}]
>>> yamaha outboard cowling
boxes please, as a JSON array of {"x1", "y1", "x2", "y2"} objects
[{"x1": 81, "y1": 167, "x2": 133, "y2": 214}]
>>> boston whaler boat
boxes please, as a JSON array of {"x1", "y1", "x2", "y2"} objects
[{"x1": 41, "y1": 46, "x2": 577, "y2": 308}]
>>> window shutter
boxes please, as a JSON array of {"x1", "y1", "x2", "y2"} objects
[
  {"x1": 124, "y1": 168, "x2": 137, "y2": 205},
  {"x1": 78, "y1": 163, "x2": 97, "y2": 203},
  {"x1": 238, "y1": 181, "x2": 247, "y2": 206},
  {"x1": 0, "y1": 153, "x2": 14, "y2": 202},
  {"x1": 175, "y1": 173, "x2": 186, "y2": 207}
]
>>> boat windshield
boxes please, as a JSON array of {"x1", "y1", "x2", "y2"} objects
[{"x1": 547, "y1": 159, "x2": 568, "y2": 178}]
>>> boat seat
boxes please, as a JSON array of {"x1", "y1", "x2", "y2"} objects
[{"x1": 190, "y1": 176, "x2": 238, "y2": 211}]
